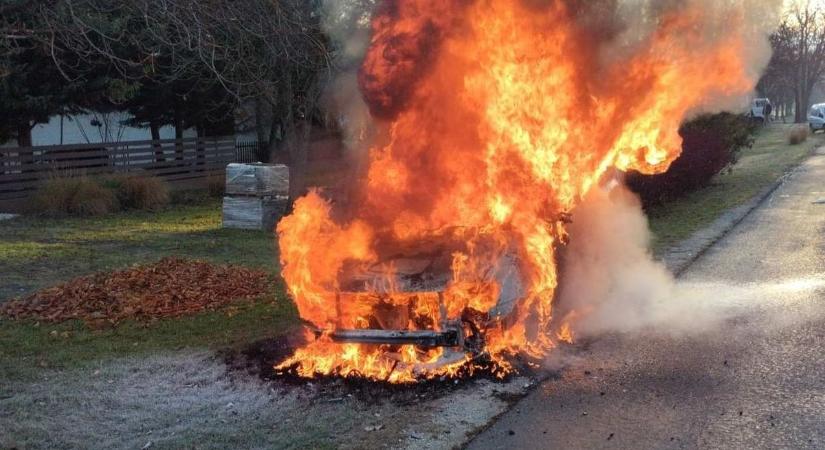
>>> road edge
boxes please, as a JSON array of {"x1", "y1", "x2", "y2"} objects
[{"x1": 658, "y1": 149, "x2": 818, "y2": 276}]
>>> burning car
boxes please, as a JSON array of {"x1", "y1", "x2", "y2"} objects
[{"x1": 274, "y1": 0, "x2": 764, "y2": 383}]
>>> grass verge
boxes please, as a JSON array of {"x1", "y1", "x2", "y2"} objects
[
  {"x1": 648, "y1": 123, "x2": 823, "y2": 252},
  {"x1": 0, "y1": 199, "x2": 278, "y2": 300},
  {"x1": 0, "y1": 199, "x2": 297, "y2": 380},
  {"x1": 0, "y1": 295, "x2": 298, "y2": 381}
]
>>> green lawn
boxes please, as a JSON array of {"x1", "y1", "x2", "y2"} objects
[
  {"x1": 648, "y1": 124, "x2": 822, "y2": 252},
  {"x1": 0, "y1": 200, "x2": 278, "y2": 300},
  {"x1": 0, "y1": 199, "x2": 298, "y2": 380}
]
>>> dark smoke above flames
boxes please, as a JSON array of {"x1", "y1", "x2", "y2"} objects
[{"x1": 358, "y1": 1, "x2": 470, "y2": 119}]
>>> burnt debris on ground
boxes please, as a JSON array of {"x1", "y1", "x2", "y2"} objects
[{"x1": 222, "y1": 329, "x2": 543, "y2": 405}]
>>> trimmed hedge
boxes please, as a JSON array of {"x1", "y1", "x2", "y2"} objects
[{"x1": 626, "y1": 112, "x2": 755, "y2": 206}]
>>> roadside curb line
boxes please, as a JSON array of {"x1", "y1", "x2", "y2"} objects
[{"x1": 658, "y1": 148, "x2": 819, "y2": 277}]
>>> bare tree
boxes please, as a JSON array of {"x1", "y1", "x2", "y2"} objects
[
  {"x1": 763, "y1": 2, "x2": 825, "y2": 122},
  {"x1": 758, "y1": 25, "x2": 796, "y2": 121},
  {"x1": 41, "y1": 0, "x2": 334, "y2": 159}
]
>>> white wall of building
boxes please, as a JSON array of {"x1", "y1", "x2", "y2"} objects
[{"x1": 10, "y1": 111, "x2": 197, "y2": 147}]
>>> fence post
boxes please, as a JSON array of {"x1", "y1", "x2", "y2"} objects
[
  {"x1": 123, "y1": 141, "x2": 130, "y2": 173},
  {"x1": 197, "y1": 137, "x2": 205, "y2": 172}
]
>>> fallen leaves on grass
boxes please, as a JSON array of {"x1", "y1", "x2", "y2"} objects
[{"x1": 0, "y1": 257, "x2": 274, "y2": 325}]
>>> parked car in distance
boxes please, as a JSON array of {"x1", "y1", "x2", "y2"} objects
[
  {"x1": 749, "y1": 98, "x2": 772, "y2": 123},
  {"x1": 809, "y1": 103, "x2": 825, "y2": 133}
]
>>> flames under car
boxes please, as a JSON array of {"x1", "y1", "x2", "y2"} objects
[{"x1": 309, "y1": 242, "x2": 526, "y2": 369}]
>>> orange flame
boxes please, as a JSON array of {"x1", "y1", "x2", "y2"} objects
[{"x1": 276, "y1": 0, "x2": 755, "y2": 382}]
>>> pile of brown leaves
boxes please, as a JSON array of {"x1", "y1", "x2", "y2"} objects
[{"x1": 0, "y1": 257, "x2": 274, "y2": 325}]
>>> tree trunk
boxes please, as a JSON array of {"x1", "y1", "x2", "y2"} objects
[
  {"x1": 255, "y1": 99, "x2": 271, "y2": 163},
  {"x1": 16, "y1": 122, "x2": 34, "y2": 173},
  {"x1": 265, "y1": 117, "x2": 281, "y2": 163},
  {"x1": 254, "y1": 98, "x2": 268, "y2": 144},
  {"x1": 151, "y1": 120, "x2": 164, "y2": 163},
  {"x1": 284, "y1": 122, "x2": 310, "y2": 201},
  {"x1": 267, "y1": 72, "x2": 292, "y2": 164},
  {"x1": 16, "y1": 122, "x2": 33, "y2": 147},
  {"x1": 795, "y1": 89, "x2": 809, "y2": 123},
  {"x1": 795, "y1": 73, "x2": 820, "y2": 123}
]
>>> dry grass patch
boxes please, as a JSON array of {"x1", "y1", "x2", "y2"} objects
[
  {"x1": 207, "y1": 174, "x2": 226, "y2": 198},
  {"x1": 30, "y1": 174, "x2": 171, "y2": 216},
  {"x1": 116, "y1": 175, "x2": 170, "y2": 210},
  {"x1": 788, "y1": 125, "x2": 808, "y2": 145},
  {"x1": 31, "y1": 176, "x2": 119, "y2": 217}
]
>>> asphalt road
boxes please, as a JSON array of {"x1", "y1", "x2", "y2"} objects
[{"x1": 469, "y1": 151, "x2": 825, "y2": 450}]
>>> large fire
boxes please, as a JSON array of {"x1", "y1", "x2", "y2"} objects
[{"x1": 275, "y1": 0, "x2": 755, "y2": 383}]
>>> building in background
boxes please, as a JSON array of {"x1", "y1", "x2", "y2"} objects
[{"x1": 2, "y1": 111, "x2": 197, "y2": 147}]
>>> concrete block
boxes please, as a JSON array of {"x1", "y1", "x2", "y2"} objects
[
  {"x1": 222, "y1": 195, "x2": 290, "y2": 231},
  {"x1": 225, "y1": 163, "x2": 289, "y2": 197}
]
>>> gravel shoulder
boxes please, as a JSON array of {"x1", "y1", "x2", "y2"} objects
[{"x1": 0, "y1": 350, "x2": 534, "y2": 449}]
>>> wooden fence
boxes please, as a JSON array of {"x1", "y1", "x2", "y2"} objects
[{"x1": 0, "y1": 137, "x2": 236, "y2": 204}]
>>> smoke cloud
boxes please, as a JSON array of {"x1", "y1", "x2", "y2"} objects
[
  {"x1": 557, "y1": 181, "x2": 779, "y2": 338},
  {"x1": 320, "y1": 1, "x2": 377, "y2": 153},
  {"x1": 556, "y1": 183, "x2": 727, "y2": 337},
  {"x1": 556, "y1": 178, "x2": 825, "y2": 341}
]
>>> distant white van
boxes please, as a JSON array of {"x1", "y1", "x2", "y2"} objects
[
  {"x1": 809, "y1": 103, "x2": 825, "y2": 132},
  {"x1": 749, "y1": 98, "x2": 771, "y2": 123}
]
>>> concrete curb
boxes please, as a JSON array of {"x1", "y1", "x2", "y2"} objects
[{"x1": 657, "y1": 149, "x2": 818, "y2": 276}]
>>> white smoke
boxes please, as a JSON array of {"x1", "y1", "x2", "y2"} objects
[
  {"x1": 555, "y1": 183, "x2": 724, "y2": 337},
  {"x1": 320, "y1": 1, "x2": 377, "y2": 154},
  {"x1": 557, "y1": 180, "x2": 825, "y2": 339}
]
